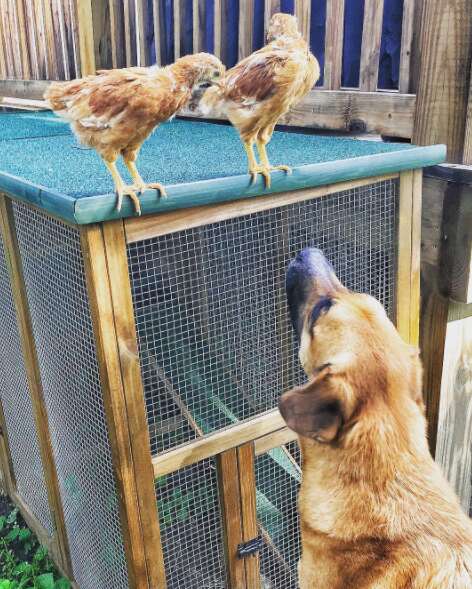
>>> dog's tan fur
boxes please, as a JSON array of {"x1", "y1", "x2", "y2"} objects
[{"x1": 279, "y1": 272, "x2": 472, "y2": 588}]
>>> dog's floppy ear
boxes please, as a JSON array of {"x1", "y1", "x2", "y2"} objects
[{"x1": 278, "y1": 367, "x2": 344, "y2": 443}]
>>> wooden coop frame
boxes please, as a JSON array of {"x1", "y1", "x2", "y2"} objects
[
  {"x1": 0, "y1": 163, "x2": 431, "y2": 589},
  {"x1": 0, "y1": 0, "x2": 471, "y2": 584}
]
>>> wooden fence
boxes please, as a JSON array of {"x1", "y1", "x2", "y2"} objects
[{"x1": 0, "y1": 0, "x2": 417, "y2": 137}]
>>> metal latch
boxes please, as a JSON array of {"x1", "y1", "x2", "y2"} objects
[{"x1": 237, "y1": 536, "x2": 263, "y2": 558}]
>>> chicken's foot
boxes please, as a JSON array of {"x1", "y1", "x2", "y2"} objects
[
  {"x1": 256, "y1": 140, "x2": 292, "y2": 189},
  {"x1": 124, "y1": 159, "x2": 167, "y2": 199},
  {"x1": 104, "y1": 160, "x2": 142, "y2": 215},
  {"x1": 244, "y1": 141, "x2": 272, "y2": 187}
]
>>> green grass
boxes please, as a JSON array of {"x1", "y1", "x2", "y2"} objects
[{"x1": 0, "y1": 500, "x2": 70, "y2": 589}]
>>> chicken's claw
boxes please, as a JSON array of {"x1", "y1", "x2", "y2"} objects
[
  {"x1": 116, "y1": 185, "x2": 142, "y2": 216},
  {"x1": 132, "y1": 181, "x2": 167, "y2": 198},
  {"x1": 249, "y1": 165, "x2": 292, "y2": 189}
]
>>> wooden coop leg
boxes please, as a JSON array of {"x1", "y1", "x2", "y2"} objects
[
  {"x1": 81, "y1": 221, "x2": 167, "y2": 589},
  {"x1": 0, "y1": 194, "x2": 74, "y2": 580},
  {"x1": 397, "y1": 170, "x2": 422, "y2": 346}
]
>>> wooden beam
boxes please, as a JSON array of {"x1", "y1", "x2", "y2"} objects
[
  {"x1": 0, "y1": 79, "x2": 51, "y2": 100},
  {"x1": 0, "y1": 2, "x2": 7, "y2": 79},
  {"x1": 0, "y1": 390, "x2": 16, "y2": 497},
  {"x1": 410, "y1": 170, "x2": 422, "y2": 345},
  {"x1": 42, "y1": 0, "x2": 59, "y2": 79},
  {"x1": 413, "y1": 0, "x2": 472, "y2": 163},
  {"x1": 254, "y1": 427, "x2": 298, "y2": 456},
  {"x1": 463, "y1": 61, "x2": 472, "y2": 165},
  {"x1": 192, "y1": 0, "x2": 206, "y2": 53},
  {"x1": 152, "y1": 0, "x2": 163, "y2": 65},
  {"x1": 324, "y1": 0, "x2": 344, "y2": 90},
  {"x1": 81, "y1": 222, "x2": 166, "y2": 589},
  {"x1": 173, "y1": 0, "x2": 181, "y2": 59},
  {"x1": 238, "y1": 0, "x2": 253, "y2": 60},
  {"x1": 397, "y1": 171, "x2": 414, "y2": 343},
  {"x1": 0, "y1": 195, "x2": 74, "y2": 579},
  {"x1": 91, "y1": 0, "x2": 112, "y2": 70},
  {"x1": 434, "y1": 301, "x2": 472, "y2": 513},
  {"x1": 359, "y1": 0, "x2": 384, "y2": 91},
  {"x1": 135, "y1": 0, "x2": 148, "y2": 66},
  {"x1": 101, "y1": 220, "x2": 167, "y2": 589},
  {"x1": 398, "y1": 0, "x2": 415, "y2": 93},
  {"x1": 264, "y1": 0, "x2": 280, "y2": 38},
  {"x1": 75, "y1": 0, "x2": 95, "y2": 75},
  {"x1": 15, "y1": 0, "x2": 31, "y2": 79},
  {"x1": 217, "y1": 448, "x2": 247, "y2": 588},
  {"x1": 153, "y1": 409, "x2": 287, "y2": 477},
  {"x1": 124, "y1": 174, "x2": 398, "y2": 243},
  {"x1": 294, "y1": 0, "x2": 310, "y2": 44},
  {"x1": 237, "y1": 443, "x2": 260, "y2": 589},
  {"x1": 185, "y1": 89, "x2": 416, "y2": 138}
]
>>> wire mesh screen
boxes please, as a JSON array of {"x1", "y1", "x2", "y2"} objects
[
  {"x1": 156, "y1": 457, "x2": 227, "y2": 588},
  {"x1": 0, "y1": 232, "x2": 53, "y2": 534},
  {"x1": 256, "y1": 441, "x2": 301, "y2": 589},
  {"x1": 12, "y1": 203, "x2": 129, "y2": 589},
  {"x1": 128, "y1": 179, "x2": 398, "y2": 455}
]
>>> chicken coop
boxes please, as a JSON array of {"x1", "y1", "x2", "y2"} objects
[{"x1": 0, "y1": 108, "x2": 444, "y2": 589}]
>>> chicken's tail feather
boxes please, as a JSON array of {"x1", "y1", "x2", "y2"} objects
[{"x1": 200, "y1": 85, "x2": 226, "y2": 117}]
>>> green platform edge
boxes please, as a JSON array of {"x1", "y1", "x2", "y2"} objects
[{"x1": 0, "y1": 144, "x2": 446, "y2": 225}]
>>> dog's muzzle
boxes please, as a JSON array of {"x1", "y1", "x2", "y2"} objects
[{"x1": 286, "y1": 248, "x2": 345, "y2": 341}]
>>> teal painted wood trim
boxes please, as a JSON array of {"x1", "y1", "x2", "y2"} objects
[
  {"x1": 0, "y1": 172, "x2": 77, "y2": 222},
  {"x1": 0, "y1": 144, "x2": 446, "y2": 225},
  {"x1": 73, "y1": 144, "x2": 446, "y2": 224}
]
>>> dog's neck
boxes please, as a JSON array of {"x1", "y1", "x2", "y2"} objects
[{"x1": 297, "y1": 393, "x2": 450, "y2": 541}]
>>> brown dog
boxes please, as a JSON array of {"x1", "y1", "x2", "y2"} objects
[{"x1": 279, "y1": 248, "x2": 472, "y2": 588}]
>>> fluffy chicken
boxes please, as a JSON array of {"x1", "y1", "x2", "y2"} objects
[
  {"x1": 45, "y1": 53, "x2": 225, "y2": 214},
  {"x1": 201, "y1": 13, "x2": 319, "y2": 188}
]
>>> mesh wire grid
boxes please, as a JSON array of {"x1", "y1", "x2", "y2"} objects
[
  {"x1": 0, "y1": 232, "x2": 53, "y2": 534},
  {"x1": 256, "y1": 441, "x2": 301, "y2": 589},
  {"x1": 156, "y1": 457, "x2": 227, "y2": 588},
  {"x1": 12, "y1": 203, "x2": 129, "y2": 589},
  {"x1": 128, "y1": 179, "x2": 398, "y2": 456}
]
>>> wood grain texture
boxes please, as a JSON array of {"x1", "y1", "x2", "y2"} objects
[
  {"x1": 464, "y1": 64, "x2": 472, "y2": 165},
  {"x1": 75, "y1": 0, "x2": 95, "y2": 75},
  {"x1": 66, "y1": 0, "x2": 80, "y2": 77},
  {"x1": 173, "y1": 0, "x2": 181, "y2": 59},
  {"x1": 0, "y1": 381, "x2": 16, "y2": 496},
  {"x1": 254, "y1": 427, "x2": 298, "y2": 456},
  {"x1": 413, "y1": 0, "x2": 472, "y2": 162},
  {"x1": 217, "y1": 448, "x2": 246, "y2": 589},
  {"x1": 24, "y1": 0, "x2": 40, "y2": 79},
  {"x1": 324, "y1": 0, "x2": 344, "y2": 90},
  {"x1": 435, "y1": 305, "x2": 472, "y2": 513},
  {"x1": 124, "y1": 175, "x2": 398, "y2": 243},
  {"x1": 91, "y1": 0, "x2": 112, "y2": 70},
  {"x1": 80, "y1": 224, "x2": 149, "y2": 589},
  {"x1": 153, "y1": 409, "x2": 287, "y2": 477},
  {"x1": 101, "y1": 220, "x2": 167, "y2": 589},
  {"x1": 42, "y1": 0, "x2": 58, "y2": 79},
  {"x1": 359, "y1": 0, "x2": 384, "y2": 91},
  {"x1": 398, "y1": 0, "x2": 415, "y2": 93},
  {"x1": 237, "y1": 443, "x2": 260, "y2": 589},
  {"x1": 0, "y1": 195, "x2": 74, "y2": 578},
  {"x1": 52, "y1": 0, "x2": 69, "y2": 79},
  {"x1": 15, "y1": 0, "x2": 31, "y2": 79},
  {"x1": 409, "y1": 170, "x2": 422, "y2": 345},
  {"x1": 193, "y1": 0, "x2": 206, "y2": 53},
  {"x1": 397, "y1": 171, "x2": 413, "y2": 343},
  {"x1": 264, "y1": 0, "x2": 280, "y2": 37},
  {"x1": 0, "y1": 4, "x2": 8, "y2": 79},
  {"x1": 152, "y1": 0, "x2": 163, "y2": 65},
  {"x1": 294, "y1": 0, "x2": 311, "y2": 44},
  {"x1": 238, "y1": 0, "x2": 253, "y2": 60},
  {"x1": 135, "y1": 0, "x2": 148, "y2": 66},
  {"x1": 177, "y1": 89, "x2": 415, "y2": 136}
]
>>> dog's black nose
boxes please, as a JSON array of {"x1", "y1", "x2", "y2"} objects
[{"x1": 286, "y1": 248, "x2": 344, "y2": 339}]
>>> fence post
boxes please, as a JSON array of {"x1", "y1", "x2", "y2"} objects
[{"x1": 75, "y1": 0, "x2": 111, "y2": 75}]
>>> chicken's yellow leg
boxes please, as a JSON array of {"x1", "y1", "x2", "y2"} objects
[
  {"x1": 244, "y1": 140, "x2": 271, "y2": 187},
  {"x1": 123, "y1": 158, "x2": 167, "y2": 198},
  {"x1": 256, "y1": 140, "x2": 292, "y2": 189},
  {"x1": 104, "y1": 159, "x2": 142, "y2": 215}
]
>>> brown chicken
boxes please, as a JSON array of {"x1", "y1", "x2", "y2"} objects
[
  {"x1": 45, "y1": 53, "x2": 225, "y2": 214},
  {"x1": 201, "y1": 13, "x2": 319, "y2": 188}
]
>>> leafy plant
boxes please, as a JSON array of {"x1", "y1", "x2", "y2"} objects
[{"x1": 0, "y1": 500, "x2": 70, "y2": 589}]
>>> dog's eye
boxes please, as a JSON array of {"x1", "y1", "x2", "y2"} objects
[{"x1": 308, "y1": 297, "x2": 333, "y2": 331}]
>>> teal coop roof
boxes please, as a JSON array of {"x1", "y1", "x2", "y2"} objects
[{"x1": 0, "y1": 111, "x2": 446, "y2": 225}]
